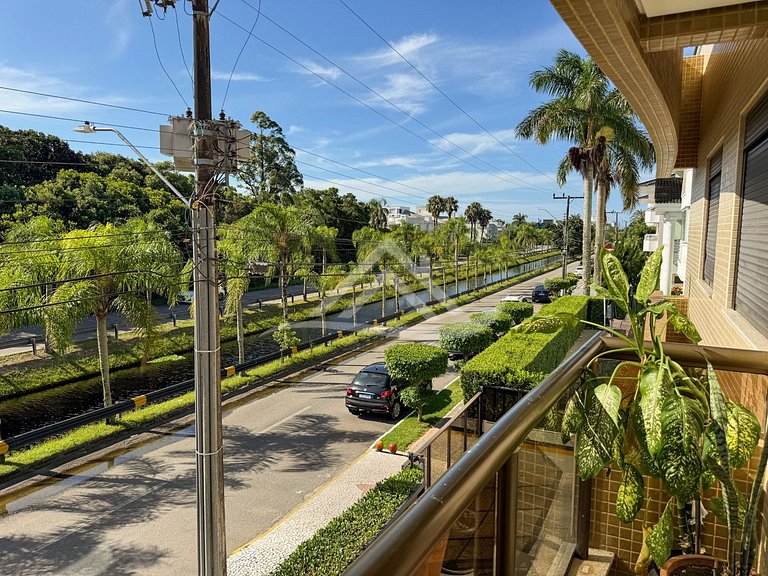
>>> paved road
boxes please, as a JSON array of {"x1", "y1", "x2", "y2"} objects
[{"x1": 0, "y1": 263, "x2": 572, "y2": 576}]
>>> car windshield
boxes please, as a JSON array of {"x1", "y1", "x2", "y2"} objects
[{"x1": 352, "y1": 371, "x2": 389, "y2": 391}]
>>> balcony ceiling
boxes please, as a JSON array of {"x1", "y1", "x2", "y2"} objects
[{"x1": 635, "y1": 0, "x2": 748, "y2": 17}]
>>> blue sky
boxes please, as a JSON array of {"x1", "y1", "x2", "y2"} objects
[{"x1": 0, "y1": 0, "x2": 650, "y2": 226}]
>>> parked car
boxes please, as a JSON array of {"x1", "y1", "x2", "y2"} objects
[
  {"x1": 500, "y1": 294, "x2": 530, "y2": 303},
  {"x1": 531, "y1": 284, "x2": 553, "y2": 303},
  {"x1": 345, "y1": 363, "x2": 402, "y2": 419},
  {"x1": 575, "y1": 265, "x2": 584, "y2": 279}
]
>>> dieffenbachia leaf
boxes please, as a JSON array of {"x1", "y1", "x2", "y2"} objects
[
  {"x1": 646, "y1": 300, "x2": 677, "y2": 318},
  {"x1": 616, "y1": 464, "x2": 644, "y2": 523},
  {"x1": 636, "y1": 247, "x2": 663, "y2": 305},
  {"x1": 638, "y1": 363, "x2": 673, "y2": 457},
  {"x1": 657, "y1": 394, "x2": 705, "y2": 500},
  {"x1": 710, "y1": 492, "x2": 747, "y2": 529},
  {"x1": 561, "y1": 391, "x2": 585, "y2": 444},
  {"x1": 601, "y1": 249, "x2": 630, "y2": 308},
  {"x1": 594, "y1": 383, "x2": 622, "y2": 428},
  {"x1": 646, "y1": 501, "x2": 674, "y2": 567},
  {"x1": 575, "y1": 390, "x2": 617, "y2": 479},
  {"x1": 726, "y1": 401, "x2": 761, "y2": 470},
  {"x1": 668, "y1": 313, "x2": 702, "y2": 343}
]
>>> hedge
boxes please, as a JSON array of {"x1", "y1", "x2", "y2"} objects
[
  {"x1": 438, "y1": 322, "x2": 495, "y2": 356},
  {"x1": 460, "y1": 296, "x2": 591, "y2": 400},
  {"x1": 384, "y1": 343, "x2": 448, "y2": 386},
  {"x1": 495, "y1": 301, "x2": 534, "y2": 324},
  {"x1": 469, "y1": 311, "x2": 513, "y2": 334},
  {"x1": 269, "y1": 467, "x2": 423, "y2": 576}
]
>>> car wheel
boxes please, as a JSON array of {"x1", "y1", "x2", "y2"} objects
[
  {"x1": 521, "y1": 297, "x2": 529, "y2": 303},
  {"x1": 348, "y1": 408, "x2": 360, "y2": 415},
  {"x1": 390, "y1": 401, "x2": 402, "y2": 420}
]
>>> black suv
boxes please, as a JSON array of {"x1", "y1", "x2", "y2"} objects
[
  {"x1": 531, "y1": 284, "x2": 553, "y2": 303},
  {"x1": 345, "y1": 363, "x2": 402, "y2": 419}
]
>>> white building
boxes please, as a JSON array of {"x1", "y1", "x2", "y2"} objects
[
  {"x1": 386, "y1": 206, "x2": 433, "y2": 231},
  {"x1": 640, "y1": 170, "x2": 691, "y2": 294}
]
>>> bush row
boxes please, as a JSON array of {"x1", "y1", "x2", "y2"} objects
[
  {"x1": 459, "y1": 296, "x2": 591, "y2": 400},
  {"x1": 384, "y1": 343, "x2": 448, "y2": 386},
  {"x1": 269, "y1": 467, "x2": 424, "y2": 576},
  {"x1": 495, "y1": 301, "x2": 534, "y2": 324},
  {"x1": 469, "y1": 311, "x2": 513, "y2": 333},
  {"x1": 438, "y1": 323, "x2": 495, "y2": 356}
]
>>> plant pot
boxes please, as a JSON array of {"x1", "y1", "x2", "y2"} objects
[{"x1": 660, "y1": 554, "x2": 725, "y2": 576}]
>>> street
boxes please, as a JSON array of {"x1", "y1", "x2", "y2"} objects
[{"x1": 0, "y1": 263, "x2": 571, "y2": 576}]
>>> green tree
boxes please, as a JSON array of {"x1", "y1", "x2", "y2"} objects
[
  {"x1": 367, "y1": 198, "x2": 388, "y2": 231},
  {"x1": 272, "y1": 322, "x2": 300, "y2": 363},
  {"x1": 0, "y1": 126, "x2": 85, "y2": 187},
  {"x1": 218, "y1": 222, "x2": 253, "y2": 363},
  {"x1": 464, "y1": 202, "x2": 482, "y2": 242},
  {"x1": 516, "y1": 50, "x2": 652, "y2": 293},
  {"x1": 512, "y1": 213, "x2": 527, "y2": 226},
  {"x1": 240, "y1": 203, "x2": 314, "y2": 320},
  {"x1": 45, "y1": 219, "x2": 182, "y2": 408},
  {"x1": 444, "y1": 196, "x2": 459, "y2": 219},
  {"x1": 240, "y1": 111, "x2": 303, "y2": 204},
  {"x1": 426, "y1": 195, "x2": 445, "y2": 229},
  {"x1": 477, "y1": 207, "x2": 492, "y2": 242}
]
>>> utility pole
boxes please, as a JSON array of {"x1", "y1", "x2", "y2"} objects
[
  {"x1": 606, "y1": 210, "x2": 620, "y2": 245},
  {"x1": 553, "y1": 193, "x2": 584, "y2": 279},
  {"x1": 191, "y1": 1, "x2": 226, "y2": 575}
]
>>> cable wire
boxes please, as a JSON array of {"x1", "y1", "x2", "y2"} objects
[
  {"x1": 221, "y1": 0, "x2": 262, "y2": 112},
  {"x1": 148, "y1": 14, "x2": 191, "y2": 108},
  {"x1": 0, "y1": 86, "x2": 170, "y2": 117},
  {"x1": 174, "y1": 4, "x2": 195, "y2": 93}
]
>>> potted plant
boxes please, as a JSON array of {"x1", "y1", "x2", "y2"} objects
[{"x1": 522, "y1": 247, "x2": 767, "y2": 576}]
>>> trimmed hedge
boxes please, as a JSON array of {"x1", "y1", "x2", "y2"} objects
[
  {"x1": 269, "y1": 467, "x2": 423, "y2": 576},
  {"x1": 469, "y1": 311, "x2": 513, "y2": 334},
  {"x1": 384, "y1": 343, "x2": 448, "y2": 385},
  {"x1": 438, "y1": 322, "x2": 495, "y2": 356},
  {"x1": 460, "y1": 296, "x2": 590, "y2": 400},
  {"x1": 495, "y1": 301, "x2": 534, "y2": 324}
]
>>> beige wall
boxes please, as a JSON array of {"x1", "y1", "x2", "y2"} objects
[{"x1": 686, "y1": 38, "x2": 768, "y2": 354}]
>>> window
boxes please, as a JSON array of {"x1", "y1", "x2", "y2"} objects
[
  {"x1": 702, "y1": 150, "x2": 722, "y2": 286},
  {"x1": 734, "y1": 92, "x2": 768, "y2": 337}
]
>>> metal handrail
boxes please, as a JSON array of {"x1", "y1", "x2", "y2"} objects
[
  {"x1": 343, "y1": 331, "x2": 606, "y2": 575},
  {"x1": 345, "y1": 333, "x2": 768, "y2": 575}
]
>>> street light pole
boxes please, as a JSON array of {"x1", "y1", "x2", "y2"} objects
[
  {"x1": 606, "y1": 210, "x2": 620, "y2": 245},
  {"x1": 553, "y1": 193, "x2": 584, "y2": 280}
]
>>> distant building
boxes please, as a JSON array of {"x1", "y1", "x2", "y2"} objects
[{"x1": 386, "y1": 206, "x2": 432, "y2": 231}]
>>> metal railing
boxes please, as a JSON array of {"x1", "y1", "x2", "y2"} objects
[{"x1": 344, "y1": 333, "x2": 768, "y2": 576}]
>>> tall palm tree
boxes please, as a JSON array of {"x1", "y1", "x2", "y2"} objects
[
  {"x1": 478, "y1": 208, "x2": 492, "y2": 242},
  {"x1": 512, "y1": 213, "x2": 527, "y2": 226},
  {"x1": 464, "y1": 202, "x2": 482, "y2": 242},
  {"x1": 368, "y1": 198, "x2": 388, "y2": 231},
  {"x1": 219, "y1": 222, "x2": 254, "y2": 364},
  {"x1": 444, "y1": 196, "x2": 459, "y2": 219},
  {"x1": 46, "y1": 219, "x2": 182, "y2": 408},
  {"x1": 426, "y1": 195, "x2": 445, "y2": 230},
  {"x1": 240, "y1": 203, "x2": 314, "y2": 321},
  {"x1": 516, "y1": 49, "x2": 653, "y2": 294},
  {"x1": 314, "y1": 225, "x2": 338, "y2": 273}
]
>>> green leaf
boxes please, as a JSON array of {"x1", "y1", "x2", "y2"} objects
[
  {"x1": 710, "y1": 492, "x2": 747, "y2": 529},
  {"x1": 616, "y1": 464, "x2": 644, "y2": 523},
  {"x1": 594, "y1": 383, "x2": 622, "y2": 428},
  {"x1": 668, "y1": 313, "x2": 702, "y2": 344},
  {"x1": 638, "y1": 364, "x2": 673, "y2": 457},
  {"x1": 646, "y1": 300, "x2": 677, "y2": 318},
  {"x1": 657, "y1": 394, "x2": 705, "y2": 500},
  {"x1": 646, "y1": 501, "x2": 674, "y2": 567},
  {"x1": 726, "y1": 402, "x2": 761, "y2": 469},
  {"x1": 561, "y1": 391, "x2": 585, "y2": 444},
  {"x1": 601, "y1": 250, "x2": 630, "y2": 308},
  {"x1": 575, "y1": 388, "x2": 618, "y2": 479},
  {"x1": 706, "y1": 361, "x2": 731, "y2": 474},
  {"x1": 636, "y1": 247, "x2": 663, "y2": 305}
]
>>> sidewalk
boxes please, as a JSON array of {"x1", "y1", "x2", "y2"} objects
[{"x1": 227, "y1": 449, "x2": 408, "y2": 576}]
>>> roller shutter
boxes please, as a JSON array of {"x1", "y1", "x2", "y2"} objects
[{"x1": 703, "y1": 151, "x2": 722, "y2": 286}]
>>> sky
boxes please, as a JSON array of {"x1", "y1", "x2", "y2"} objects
[{"x1": 0, "y1": 0, "x2": 652, "y2": 226}]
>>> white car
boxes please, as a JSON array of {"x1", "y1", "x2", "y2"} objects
[
  {"x1": 575, "y1": 265, "x2": 584, "y2": 279},
  {"x1": 500, "y1": 294, "x2": 530, "y2": 303}
]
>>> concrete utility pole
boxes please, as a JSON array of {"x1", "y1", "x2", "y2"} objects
[
  {"x1": 606, "y1": 210, "x2": 620, "y2": 245},
  {"x1": 191, "y1": 1, "x2": 226, "y2": 574},
  {"x1": 553, "y1": 193, "x2": 584, "y2": 279}
]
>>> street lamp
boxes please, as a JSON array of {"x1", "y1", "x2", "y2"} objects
[
  {"x1": 539, "y1": 206, "x2": 568, "y2": 280},
  {"x1": 74, "y1": 122, "x2": 189, "y2": 205}
]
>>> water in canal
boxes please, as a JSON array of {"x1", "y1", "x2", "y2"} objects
[{"x1": 0, "y1": 256, "x2": 559, "y2": 437}]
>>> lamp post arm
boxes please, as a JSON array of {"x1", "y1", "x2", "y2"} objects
[{"x1": 102, "y1": 127, "x2": 191, "y2": 206}]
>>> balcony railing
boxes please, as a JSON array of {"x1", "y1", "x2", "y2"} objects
[{"x1": 344, "y1": 333, "x2": 768, "y2": 576}]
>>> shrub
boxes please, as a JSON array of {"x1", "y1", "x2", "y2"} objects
[
  {"x1": 495, "y1": 301, "x2": 534, "y2": 324},
  {"x1": 438, "y1": 322, "x2": 495, "y2": 356},
  {"x1": 469, "y1": 311, "x2": 513, "y2": 334},
  {"x1": 544, "y1": 277, "x2": 572, "y2": 294},
  {"x1": 385, "y1": 343, "x2": 448, "y2": 421},
  {"x1": 269, "y1": 467, "x2": 423, "y2": 576},
  {"x1": 460, "y1": 296, "x2": 590, "y2": 400}
]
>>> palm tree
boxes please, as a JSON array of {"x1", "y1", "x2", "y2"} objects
[
  {"x1": 426, "y1": 195, "x2": 445, "y2": 230},
  {"x1": 444, "y1": 196, "x2": 459, "y2": 219},
  {"x1": 516, "y1": 50, "x2": 653, "y2": 294},
  {"x1": 314, "y1": 225, "x2": 338, "y2": 273},
  {"x1": 515, "y1": 222, "x2": 539, "y2": 253},
  {"x1": 368, "y1": 198, "x2": 388, "y2": 231},
  {"x1": 240, "y1": 203, "x2": 314, "y2": 321},
  {"x1": 478, "y1": 208, "x2": 492, "y2": 242},
  {"x1": 512, "y1": 213, "x2": 527, "y2": 226},
  {"x1": 464, "y1": 202, "x2": 482, "y2": 242},
  {"x1": 218, "y1": 223, "x2": 251, "y2": 364},
  {"x1": 45, "y1": 219, "x2": 182, "y2": 409}
]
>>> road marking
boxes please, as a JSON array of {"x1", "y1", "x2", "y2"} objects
[{"x1": 254, "y1": 406, "x2": 312, "y2": 436}]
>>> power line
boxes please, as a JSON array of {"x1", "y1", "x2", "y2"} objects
[
  {"x1": 174, "y1": 4, "x2": 195, "y2": 92},
  {"x1": 147, "y1": 14, "x2": 191, "y2": 109},
  {"x1": 0, "y1": 108, "x2": 161, "y2": 133},
  {"x1": 0, "y1": 86, "x2": 170, "y2": 117},
  {"x1": 220, "y1": 0, "x2": 262, "y2": 112},
  {"x1": 336, "y1": 0, "x2": 561, "y2": 186},
  {"x1": 236, "y1": 1, "x2": 555, "y2": 195}
]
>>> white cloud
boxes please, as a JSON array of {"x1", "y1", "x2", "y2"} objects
[
  {"x1": 358, "y1": 33, "x2": 439, "y2": 68},
  {"x1": 356, "y1": 155, "x2": 427, "y2": 169},
  {"x1": 367, "y1": 73, "x2": 432, "y2": 116},
  {"x1": 428, "y1": 129, "x2": 518, "y2": 156},
  {"x1": 0, "y1": 65, "x2": 85, "y2": 113},
  {"x1": 105, "y1": 1, "x2": 133, "y2": 58},
  {"x1": 211, "y1": 70, "x2": 267, "y2": 82},
  {"x1": 297, "y1": 60, "x2": 342, "y2": 82}
]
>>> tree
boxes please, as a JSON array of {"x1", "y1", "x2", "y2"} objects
[
  {"x1": 477, "y1": 208, "x2": 492, "y2": 242},
  {"x1": 367, "y1": 198, "x2": 388, "y2": 231},
  {"x1": 514, "y1": 222, "x2": 539, "y2": 252},
  {"x1": 313, "y1": 225, "x2": 338, "y2": 272},
  {"x1": 272, "y1": 322, "x2": 300, "y2": 363},
  {"x1": 240, "y1": 111, "x2": 303, "y2": 205},
  {"x1": 512, "y1": 213, "x2": 527, "y2": 226},
  {"x1": 384, "y1": 343, "x2": 448, "y2": 421},
  {"x1": 219, "y1": 222, "x2": 252, "y2": 363},
  {"x1": 0, "y1": 126, "x2": 85, "y2": 188},
  {"x1": 516, "y1": 50, "x2": 652, "y2": 294},
  {"x1": 464, "y1": 202, "x2": 482, "y2": 242},
  {"x1": 426, "y1": 195, "x2": 445, "y2": 229},
  {"x1": 45, "y1": 219, "x2": 182, "y2": 409},
  {"x1": 444, "y1": 196, "x2": 459, "y2": 219}
]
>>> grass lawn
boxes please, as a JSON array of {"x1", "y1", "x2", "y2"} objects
[{"x1": 381, "y1": 379, "x2": 464, "y2": 451}]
